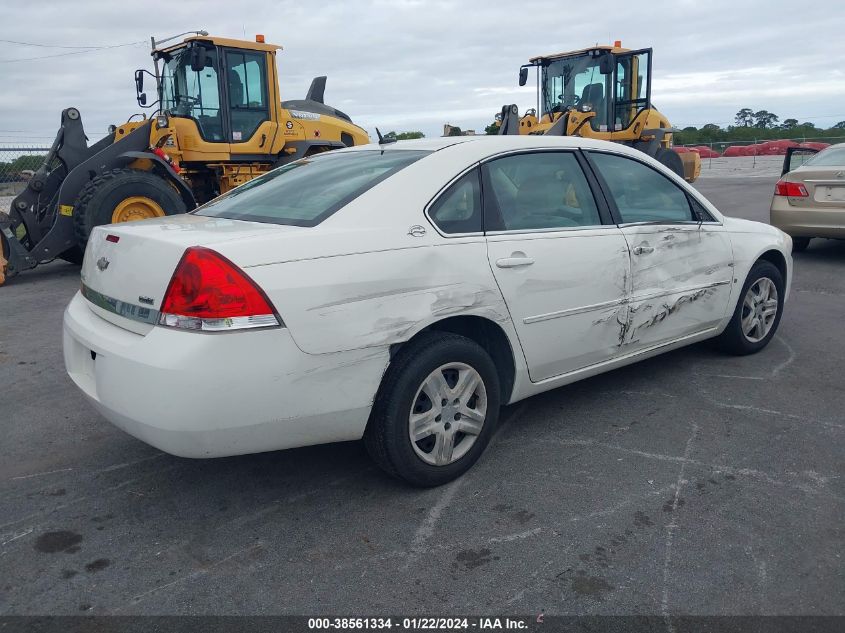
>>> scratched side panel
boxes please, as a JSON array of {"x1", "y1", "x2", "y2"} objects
[
  {"x1": 247, "y1": 241, "x2": 512, "y2": 355},
  {"x1": 621, "y1": 225, "x2": 735, "y2": 350},
  {"x1": 722, "y1": 217, "x2": 794, "y2": 302}
]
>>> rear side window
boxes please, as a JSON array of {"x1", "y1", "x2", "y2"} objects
[
  {"x1": 428, "y1": 169, "x2": 482, "y2": 234},
  {"x1": 483, "y1": 151, "x2": 601, "y2": 231},
  {"x1": 196, "y1": 150, "x2": 431, "y2": 226},
  {"x1": 805, "y1": 146, "x2": 845, "y2": 166},
  {"x1": 588, "y1": 151, "x2": 695, "y2": 224}
]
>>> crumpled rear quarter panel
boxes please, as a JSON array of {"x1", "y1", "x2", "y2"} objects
[{"x1": 246, "y1": 240, "x2": 513, "y2": 355}]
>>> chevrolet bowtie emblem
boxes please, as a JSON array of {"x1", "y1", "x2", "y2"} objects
[{"x1": 96, "y1": 257, "x2": 110, "y2": 271}]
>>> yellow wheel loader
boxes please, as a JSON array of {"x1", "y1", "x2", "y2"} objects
[
  {"x1": 0, "y1": 32, "x2": 368, "y2": 285},
  {"x1": 495, "y1": 43, "x2": 700, "y2": 182}
]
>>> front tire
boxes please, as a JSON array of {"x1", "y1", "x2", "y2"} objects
[
  {"x1": 73, "y1": 168, "x2": 187, "y2": 248},
  {"x1": 791, "y1": 237, "x2": 810, "y2": 252},
  {"x1": 364, "y1": 332, "x2": 501, "y2": 487},
  {"x1": 715, "y1": 260, "x2": 784, "y2": 355}
]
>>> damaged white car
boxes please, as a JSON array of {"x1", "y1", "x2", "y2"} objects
[{"x1": 64, "y1": 136, "x2": 791, "y2": 486}]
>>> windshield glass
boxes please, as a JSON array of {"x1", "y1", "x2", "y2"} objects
[
  {"x1": 160, "y1": 46, "x2": 223, "y2": 142},
  {"x1": 542, "y1": 54, "x2": 609, "y2": 130},
  {"x1": 195, "y1": 150, "x2": 432, "y2": 226},
  {"x1": 805, "y1": 146, "x2": 845, "y2": 167}
]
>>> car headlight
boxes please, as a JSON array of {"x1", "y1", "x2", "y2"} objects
[{"x1": 156, "y1": 114, "x2": 169, "y2": 129}]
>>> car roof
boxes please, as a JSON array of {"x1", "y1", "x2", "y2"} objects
[{"x1": 342, "y1": 134, "x2": 644, "y2": 160}]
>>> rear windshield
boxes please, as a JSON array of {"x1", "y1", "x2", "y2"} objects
[
  {"x1": 805, "y1": 146, "x2": 845, "y2": 167},
  {"x1": 195, "y1": 149, "x2": 431, "y2": 226}
]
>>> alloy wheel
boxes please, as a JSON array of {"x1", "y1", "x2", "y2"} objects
[
  {"x1": 741, "y1": 277, "x2": 778, "y2": 343},
  {"x1": 408, "y1": 362, "x2": 487, "y2": 467}
]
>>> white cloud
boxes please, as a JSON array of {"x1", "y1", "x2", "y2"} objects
[{"x1": 1, "y1": 0, "x2": 844, "y2": 143}]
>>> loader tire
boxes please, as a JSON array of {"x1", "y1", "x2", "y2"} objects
[
  {"x1": 73, "y1": 168, "x2": 186, "y2": 248},
  {"x1": 59, "y1": 246, "x2": 84, "y2": 265},
  {"x1": 0, "y1": 231, "x2": 8, "y2": 286},
  {"x1": 655, "y1": 147, "x2": 685, "y2": 180}
]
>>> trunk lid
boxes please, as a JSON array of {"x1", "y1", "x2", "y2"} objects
[
  {"x1": 789, "y1": 166, "x2": 845, "y2": 208},
  {"x1": 80, "y1": 214, "x2": 301, "y2": 333}
]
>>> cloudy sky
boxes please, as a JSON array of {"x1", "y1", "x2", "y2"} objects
[{"x1": 1, "y1": 0, "x2": 844, "y2": 144}]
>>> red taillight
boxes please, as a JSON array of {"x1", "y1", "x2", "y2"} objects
[
  {"x1": 774, "y1": 179, "x2": 808, "y2": 197},
  {"x1": 159, "y1": 247, "x2": 280, "y2": 331}
]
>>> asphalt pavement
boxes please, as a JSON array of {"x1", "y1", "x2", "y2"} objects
[{"x1": 0, "y1": 176, "x2": 842, "y2": 616}]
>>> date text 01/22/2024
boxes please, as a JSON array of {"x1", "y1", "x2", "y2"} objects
[{"x1": 306, "y1": 617, "x2": 532, "y2": 630}]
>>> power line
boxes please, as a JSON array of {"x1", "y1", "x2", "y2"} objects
[
  {"x1": 0, "y1": 38, "x2": 109, "y2": 49},
  {"x1": 0, "y1": 41, "x2": 146, "y2": 63}
]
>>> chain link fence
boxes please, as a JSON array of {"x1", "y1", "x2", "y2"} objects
[
  {"x1": 0, "y1": 143, "x2": 50, "y2": 213},
  {"x1": 676, "y1": 135, "x2": 845, "y2": 178}
]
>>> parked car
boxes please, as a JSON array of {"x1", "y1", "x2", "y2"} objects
[
  {"x1": 64, "y1": 136, "x2": 792, "y2": 487},
  {"x1": 771, "y1": 143, "x2": 845, "y2": 251}
]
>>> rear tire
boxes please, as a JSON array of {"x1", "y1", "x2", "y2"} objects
[
  {"x1": 655, "y1": 147, "x2": 686, "y2": 179},
  {"x1": 59, "y1": 246, "x2": 84, "y2": 265},
  {"x1": 364, "y1": 332, "x2": 500, "y2": 487},
  {"x1": 73, "y1": 168, "x2": 186, "y2": 248},
  {"x1": 715, "y1": 260, "x2": 784, "y2": 355},
  {"x1": 791, "y1": 237, "x2": 810, "y2": 252}
]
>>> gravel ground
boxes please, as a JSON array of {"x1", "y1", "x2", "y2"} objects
[{"x1": 0, "y1": 176, "x2": 842, "y2": 617}]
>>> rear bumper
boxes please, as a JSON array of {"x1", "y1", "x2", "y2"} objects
[
  {"x1": 770, "y1": 197, "x2": 845, "y2": 239},
  {"x1": 63, "y1": 292, "x2": 389, "y2": 458}
]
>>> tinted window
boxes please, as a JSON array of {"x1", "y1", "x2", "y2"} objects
[
  {"x1": 483, "y1": 152, "x2": 601, "y2": 231},
  {"x1": 196, "y1": 150, "x2": 430, "y2": 226},
  {"x1": 428, "y1": 169, "x2": 482, "y2": 234},
  {"x1": 589, "y1": 152, "x2": 695, "y2": 223}
]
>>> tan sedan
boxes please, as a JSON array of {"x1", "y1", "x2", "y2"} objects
[{"x1": 770, "y1": 143, "x2": 845, "y2": 251}]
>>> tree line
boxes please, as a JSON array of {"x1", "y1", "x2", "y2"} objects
[{"x1": 674, "y1": 109, "x2": 845, "y2": 145}]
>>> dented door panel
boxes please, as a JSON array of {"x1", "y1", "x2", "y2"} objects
[
  {"x1": 486, "y1": 228, "x2": 631, "y2": 382},
  {"x1": 620, "y1": 224, "x2": 734, "y2": 350}
]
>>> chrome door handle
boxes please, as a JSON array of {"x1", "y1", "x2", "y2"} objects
[
  {"x1": 496, "y1": 256, "x2": 535, "y2": 268},
  {"x1": 633, "y1": 245, "x2": 654, "y2": 255}
]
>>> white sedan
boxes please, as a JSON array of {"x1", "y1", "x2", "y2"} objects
[{"x1": 64, "y1": 136, "x2": 792, "y2": 486}]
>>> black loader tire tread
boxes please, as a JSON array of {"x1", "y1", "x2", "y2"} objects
[
  {"x1": 73, "y1": 168, "x2": 126, "y2": 247},
  {"x1": 364, "y1": 331, "x2": 500, "y2": 487},
  {"x1": 59, "y1": 245, "x2": 84, "y2": 265},
  {"x1": 72, "y1": 168, "x2": 186, "y2": 248},
  {"x1": 655, "y1": 147, "x2": 686, "y2": 179}
]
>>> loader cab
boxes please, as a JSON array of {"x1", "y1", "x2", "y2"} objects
[
  {"x1": 152, "y1": 36, "x2": 281, "y2": 155},
  {"x1": 532, "y1": 46, "x2": 652, "y2": 134}
]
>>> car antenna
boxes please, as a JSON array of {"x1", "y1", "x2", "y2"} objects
[{"x1": 375, "y1": 128, "x2": 397, "y2": 145}]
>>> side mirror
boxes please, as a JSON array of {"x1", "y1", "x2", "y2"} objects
[
  {"x1": 134, "y1": 69, "x2": 144, "y2": 93},
  {"x1": 139, "y1": 93, "x2": 147, "y2": 105},
  {"x1": 599, "y1": 52, "x2": 614, "y2": 75},
  {"x1": 190, "y1": 47, "x2": 207, "y2": 72},
  {"x1": 518, "y1": 67, "x2": 529, "y2": 87}
]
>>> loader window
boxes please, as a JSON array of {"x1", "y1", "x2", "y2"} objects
[
  {"x1": 543, "y1": 55, "x2": 610, "y2": 131},
  {"x1": 161, "y1": 47, "x2": 224, "y2": 142},
  {"x1": 614, "y1": 52, "x2": 650, "y2": 130},
  {"x1": 225, "y1": 50, "x2": 269, "y2": 143}
]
